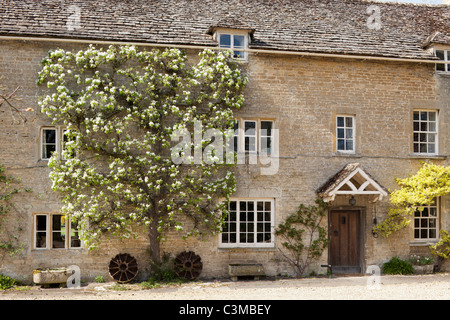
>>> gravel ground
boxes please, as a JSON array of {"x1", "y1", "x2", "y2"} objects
[{"x1": 1, "y1": 273, "x2": 449, "y2": 300}]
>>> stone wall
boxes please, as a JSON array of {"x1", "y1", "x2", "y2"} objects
[{"x1": 0, "y1": 39, "x2": 448, "y2": 282}]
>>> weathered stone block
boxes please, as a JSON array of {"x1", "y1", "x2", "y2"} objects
[
  {"x1": 32, "y1": 268, "x2": 71, "y2": 285},
  {"x1": 228, "y1": 263, "x2": 265, "y2": 281}
]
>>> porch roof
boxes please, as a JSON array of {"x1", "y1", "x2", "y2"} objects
[{"x1": 316, "y1": 163, "x2": 388, "y2": 202}]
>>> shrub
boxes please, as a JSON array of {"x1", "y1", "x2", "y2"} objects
[
  {"x1": 0, "y1": 274, "x2": 19, "y2": 290},
  {"x1": 382, "y1": 257, "x2": 414, "y2": 275},
  {"x1": 275, "y1": 199, "x2": 328, "y2": 277}
]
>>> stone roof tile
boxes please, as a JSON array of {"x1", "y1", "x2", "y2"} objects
[{"x1": 0, "y1": 0, "x2": 448, "y2": 60}]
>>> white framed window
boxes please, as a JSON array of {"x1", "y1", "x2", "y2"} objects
[
  {"x1": 414, "y1": 199, "x2": 439, "y2": 241},
  {"x1": 220, "y1": 199, "x2": 275, "y2": 248},
  {"x1": 218, "y1": 32, "x2": 248, "y2": 60},
  {"x1": 435, "y1": 49, "x2": 449, "y2": 72},
  {"x1": 41, "y1": 127, "x2": 76, "y2": 160},
  {"x1": 231, "y1": 119, "x2": 275, "y2": 155},
  {"x1": 413, "y1": 110, "x2": 438, "y2": 154},
  {"x1": 336, "y1": 115, "x2": 355, "y2": 153},
  {"x1": 34, "y1": 213, "x2": 81, "y2": 250}
]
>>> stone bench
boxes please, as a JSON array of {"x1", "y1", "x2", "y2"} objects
[
  {"x1": 33, "y1": 268, "x2": 71, "y2": 287},
  {"x1": 228, "y1": 263, "x2": 265, "y2": 281}
]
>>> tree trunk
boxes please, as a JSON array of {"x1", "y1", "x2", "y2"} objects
[{"x1": 148, "y1": 217, "x2": 161, "y2": 265}]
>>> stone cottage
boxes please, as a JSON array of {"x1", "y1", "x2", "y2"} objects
[{"x1": 0, "y1": 0, "x2": 449, "y2": 282}]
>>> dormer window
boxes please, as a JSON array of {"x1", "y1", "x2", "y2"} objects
[
  {"x1": 207, "y1": 20, "x2": 254, "y2": 61},
  {"x1": 217, "y1": 32, "x2": 248, "y2": 60},
  {"x1": 435, "y1": 49, "x2": 449, "y2": 72}
]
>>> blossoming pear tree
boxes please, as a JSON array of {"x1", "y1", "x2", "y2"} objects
[{"x1": 37, "y1": 45, "x2": 247, "y2": 264}]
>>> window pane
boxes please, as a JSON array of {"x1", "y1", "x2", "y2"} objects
[
  {"x1": 345, "y1": 117, "x2": 353, "y2": 127},
  {"x1": 420, "y1": 133, "x2": 427, "y2": 142},
  {"x1": 234, "y1": 35, "x2": 245, "y2": 48},
  {"x1": 421, "y1": 229, "x2": 427, "y2": 239},
  {"x1": 421, "y1": 219, "x2": 428, "y2": 227},
  {"x1": 44, "y1": 129, "x2": 56, "y2": 143},
  {"x1": 337, "y1": 128, "x2": 345, "y2": 138},
  {"x1": 429, "y1": 112, "x2": 436, "y2": 122},
  {"x1": 428, "y1": 143, "x2": 435, "y2": 154},
  {"x1": 52, "y1": 214, "x2": 65, "y2": 249},
  {"x1": 36, "y1": 232, "x2": 47, "y2": 248},
  {"x1": 257, "y1": 201, "x2": 264, "y2": 212},
  {"x1": 36, "y1": 215, "x2": 47, "y2": 231},
  {"x1": 346, "y1": 140, "x2": 354, "y2": 151},
  {"x1": 429, "y1": 122, "x2": 436, "y2": 132},
  {"x1": 222, "y1": 234, "x2": 229, "y2": 242},
  {"x1": 70, "y1": 220, "x2": 81, "y2": 248},
  {"x1": 245, "y1": 137, "x2": 256, "y2": 152},
  {"x1": 430, "y1": 207, "x2": 437, "y2": 216},
  {"x1": 346, "y1": 129, "x2": 353, "y2": 139},
  {"x1": 337, "y1": 117, "x2": 344, "y2": 127},
  {"x1": 261, "y1": 137, "x2": 272, "y2": 154},
  {"x1": 429, "y1": 219, "x2": 436, "y2": 228},
  {"x1": 429, "y1": 229, "x2": 436, "y2": 239},
  {"x1": 219, "y1": 34, "x2": 231, "y2": 48},
  {"x1": 337, "y1": 139, "x2": 345, "y2": 150},
  {"x1": 420, "y1": 112, "x2": 427, "y2": 121},
  {"x1": 420, "y1": 122, "x2": 428, "y2": 131},
  {"x1": 244, "y1": 121, "x2": 256, "y2": 135},
  {"x1": 420, "y1": 144, "x2": 427, "y2": 153},
  {"x1": 435, "y1": 50, "x2": 445, "y2": 71},
  {"x1": 261, "y1": 121, "x2": 272, "y2": 136}
]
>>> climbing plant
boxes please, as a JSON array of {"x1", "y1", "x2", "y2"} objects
[
  {"x1": 373, "y1": 162, "x2": 449, "y2": 238},
  {"x1": 37, "y1": 45, "x2": 247, "y2": 264},
  {"x1": 0, "y1": 164, "x2": 31, "y2": 256},
  {"x1": 275, "y1": 199, "x2": 329, "y2": 277}
]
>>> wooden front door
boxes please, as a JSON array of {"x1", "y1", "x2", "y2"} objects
[{"x1": 329, "y1": 210, "x2": 361, "y2": 273}]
